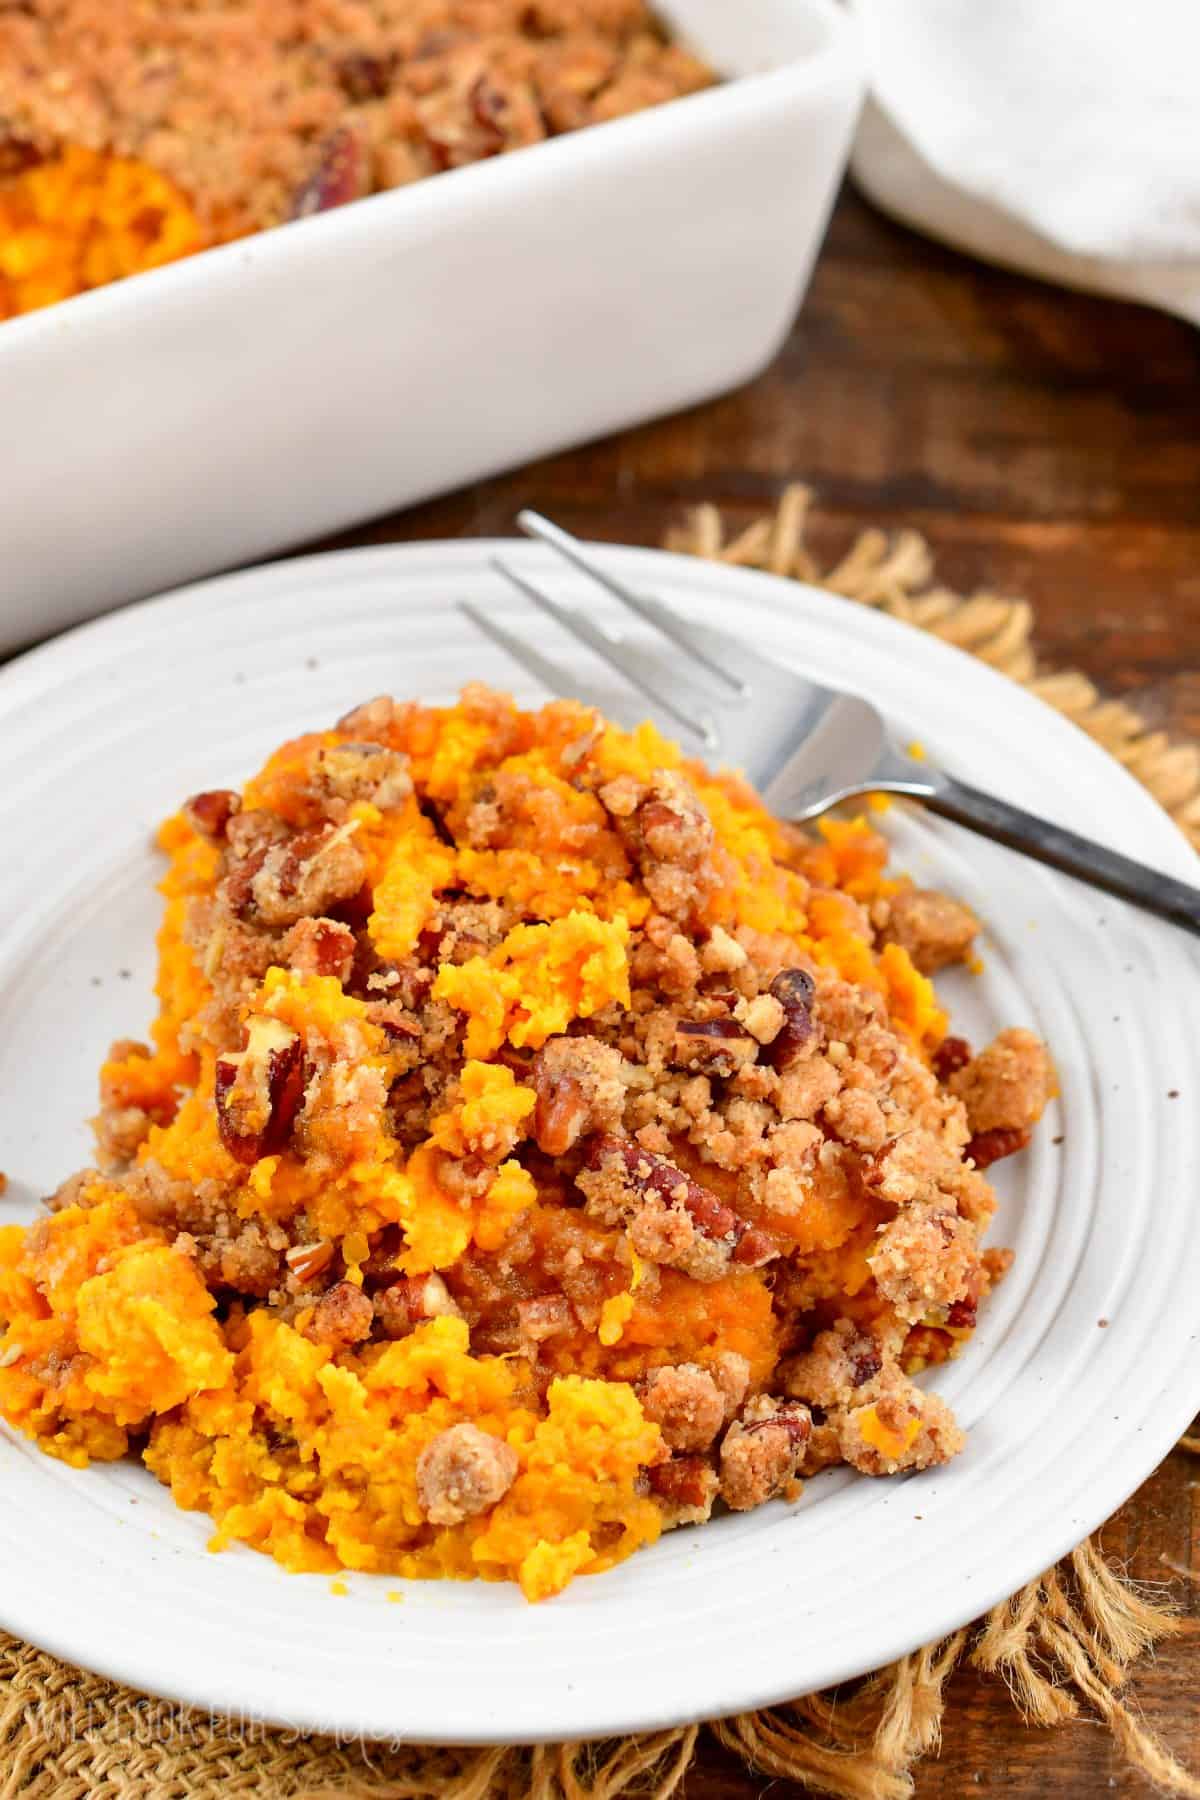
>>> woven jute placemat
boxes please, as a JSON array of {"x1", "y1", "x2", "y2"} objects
[{"x1": 3, "y1": 488, "x2": 1197, "y2": 1800}]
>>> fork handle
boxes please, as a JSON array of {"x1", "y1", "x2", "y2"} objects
[{"x1": 921, "y1": 775, "x2": 1200, "y2": 936}]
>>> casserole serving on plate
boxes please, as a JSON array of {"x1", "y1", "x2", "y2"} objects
[
  {"x1": 0, "y1": 543, "x2": 1197, "y2": 1739},
  {"x1": 0, "y1": 0, "x2": 861, "y2": 651}
]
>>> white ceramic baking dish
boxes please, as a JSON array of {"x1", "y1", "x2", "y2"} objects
[{"x1": 0, "y1": 0, "x2": 862, "y2": 652}]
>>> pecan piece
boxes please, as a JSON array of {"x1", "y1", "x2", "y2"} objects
[
  {"x1": 932, "y1": 1035, "x2": 972, "y2": 1083},
  {"x1": 214, "y1": 1016, "x2": 305, "y2": 1164},
  {"x1": 184, "y1": 788, "x2": 241, "y2": 842},
  {"x1": 857, "y1": 1139, "x2": 893, "y2": 1195},
  {"x1": 283, "y1": 917, "x2": 356, "y2": 983},
  {"x1": 719, "y1": 1399, "x2": 811, "y2": 1511},
  {"x1": 223, "y1": 845, "x2": 270, "y2": 919},
  {"x1": 248, "y1": 822, "x2": 366, "y2": 927},
  {"x1": 0, "y1": 137, "x2": 39, "y2": 180},
  {"x1": 765, "y1": 968, "x2": 815, "y2": 1070},
  {"x1": 739, "y1": 1400, "x2": 812, "y2": 1449},
  {"x1": 849, "y1": 1339, "x2": 883, "y2": 1387},
  {"x1": 646, "y1": 1454, "x2": 718, "y2": 1526},
  {"x1": 531, "y1": 1036, "x2": 624, "y2": 1156},
  {"x1": 579, "y1": 1134, "x2": 776, "y2": 1280},
  {"x1": 366, "y1": 999, "x2": 422, "y2": 1044},
  {"x1": 468, "y1": 74, "x2": 508, "y2": 153},
  {"x1": 375, "y1": 1272, "x2": 463, "y2": 1339},
  {"x1": 600, "y1": 773, "x2": 716, "y2": 918},
  {"x1": 637, "y1": 781, "x2": 713, "y2": 866},
  {"x1": 732, "y1": 1222, "x2": 778, "y2": 1268},
  {"x1": 533, "y1": 1083, "x2": 587, "y2": 1157},
  {"x1": 337, "y1": 51, "x2": 395, "y2": 101},
  {"x1": 779, "y1": 1324, "x2": 882, "y2": 1409},
  {"x1": 945, "y1": 1296, "x2": 978, "y2": 1331},
  {"x1": 669, "y1": 1017, "x2": 757, "y2": 1080},
  {"x1": 966, "y1": 1125, "x2": 1031, "y2": 1169},
  {"x1": 285, "y1": 1239, "x2": 334, "y2": 1285},
  {"x1": 291, "y1": 127, "x2": 367, "y2": 219}
]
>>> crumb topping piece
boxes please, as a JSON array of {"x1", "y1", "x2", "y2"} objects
[
  {"x1": 416, "y1": 1422, "x2": 519, "y2": 1525},
  {"x1": 879, "y1": 888, "x2": 979, "y2": 974}
]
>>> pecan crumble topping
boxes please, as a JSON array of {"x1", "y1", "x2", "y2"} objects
[{"x1": 0, "y1": 686, "x2": 1053, "y2": 1602}]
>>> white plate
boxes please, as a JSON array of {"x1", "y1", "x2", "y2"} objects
[{"x1": 0, "y1": 542, "x2": 1197, "y2": 1744}]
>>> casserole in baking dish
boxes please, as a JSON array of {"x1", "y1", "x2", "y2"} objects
[
  {"x1": 0, "y1": 2, "x2": 720, "y2": 317},
  {"x1": 0, "y1": 0, "x2": 861, "y2": 649}
]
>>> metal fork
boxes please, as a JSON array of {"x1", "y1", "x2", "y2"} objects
[{"x1": 461, "y1": 510, "x2": 1200, "y2": 935}]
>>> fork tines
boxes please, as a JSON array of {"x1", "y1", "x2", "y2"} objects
[{"x1": 460, "y1": 509, "x2": 745, "y2": 748}]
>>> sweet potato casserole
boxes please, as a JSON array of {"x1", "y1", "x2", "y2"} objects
[
  {"x1": 0, "y1": 1, "x2": 713, "y2": 320},
  {"x1": 0, "y1": 688, "x2": 1052, "y2": 1601}
]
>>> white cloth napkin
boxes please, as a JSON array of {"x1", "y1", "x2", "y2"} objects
[{"x1": 847, "y1": 0, "x2": 1200, "y2": 326}]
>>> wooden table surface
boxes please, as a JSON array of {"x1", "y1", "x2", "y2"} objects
[{"x1": 327, "y1": 186, "x2": 1200, "y2": 1797}]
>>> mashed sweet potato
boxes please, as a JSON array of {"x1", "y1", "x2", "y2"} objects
[{"x1": 0, "y1": 686, "x2": 1052, "y2": 1599}]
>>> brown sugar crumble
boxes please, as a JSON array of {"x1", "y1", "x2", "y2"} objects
[{"x1": 0, "y1": 689, "x2": 1055, "y2": 1601}]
